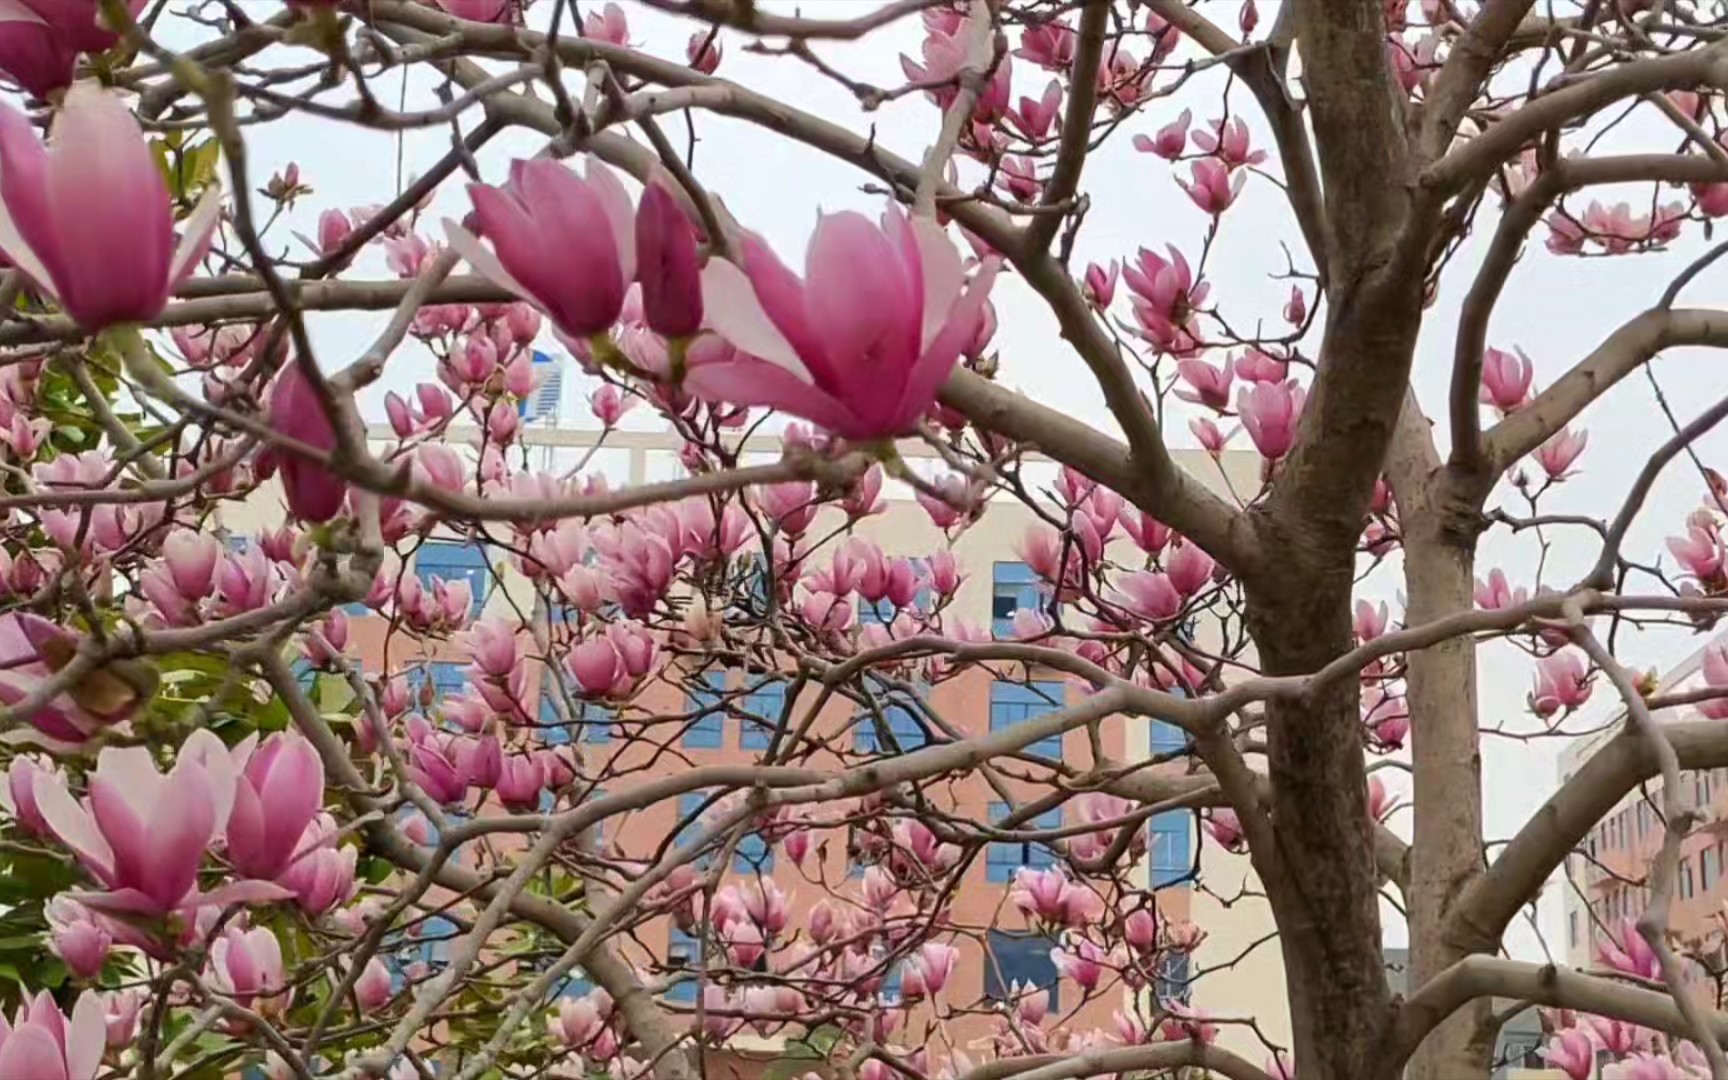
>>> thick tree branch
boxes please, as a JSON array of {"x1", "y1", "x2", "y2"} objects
[{"x1": 1484, "y1": 307, "x2": 1728, "y2": 472}]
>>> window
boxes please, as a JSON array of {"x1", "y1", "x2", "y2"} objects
[
  {"x1": 1700, "y1": 771, "x2": 1715, "y2": 809},
  {"x1": 990, "y1": 681, "x2": 1067, "y2": 759},
  {"x1": 387, "y1": 914, "x2": 457, "y2": 992},
  {"x1": 1704, "y1": 847, "x2": 1719, "y2": 894},
  {"x1": 665, "y1": 926, "x2": 700, "y2": 1003},
  {"x1": 1150, "y1": 720, "x2": 1186, "y2": 754},
  {"x1": 412, "y1": 660, "x2": 466, "y2": 705},
  {"x1": 735, "y1": 830, "x2": 774, "y2": 874},
  {"x1": 684, "y1": 671, "x2": 726, "y2": 749},
  {"x1": 539, "y1": 677, "x2": 613, "y2": 745},
  {"x1": 857, "y1": 685, "x2": 930, "y2": 752},
  {"x1": 740, "y1": 679, "x2": 786, "y2": 751},
  {"x1": 1150, "y1": 811, "x2": 1193, "y2": 887},
  {"x1": 992, "y1": 562, "x2": 1047, "y2": 637},
  {"x1": 416, "y1": 540, "x2": 490, "y2": 615},
  {"x1": 986, "y1": 803, "x2": 1060, "y2": 883},
  {"x1": 983, "y1": 930, "x2": 1058, "y2": 1011},
  {"x1": 1156, "y1": 950, "x2": 1190, "y2": 1004},
  {"x1": 1681, "y1": 857, "x2": 1696, "y2": 900},
  {"x1": 676, "y1": 793, "x2": 711, "y2": 853}
]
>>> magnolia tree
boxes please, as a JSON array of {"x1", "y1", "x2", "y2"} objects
[{"x1": 11, "y1": 0, "x2": 1728, "y2": 1079}]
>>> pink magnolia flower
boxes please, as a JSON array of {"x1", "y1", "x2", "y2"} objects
[
  {"x1": 0, "y1": 83, "x2": 220, "y2": 331},
  {"x1": 1698, "y1": 644, "x2": 1728, "y2": 720},
  {"x1": 316, "y1": 208, "x2": 352, "y2": 254},
  {"x1": 354, "y1": 955, "x2": 394, "y2": 1012},
  {"x1": 636, "y1": 180, "x2": 702, "y2": 338},
  {"x1": 1083, "y1": 261, "x2": 1119, "y2": 310},
  {"x1": 905, "y1": 941, "x2": 959, "y2": 997},
  {"x1": 997, "y1": 156, "x2": 1042, "y2": 203},
  {"x1": 1051, "y1": 938, "x2": 1107, "y2": 991},
  {"x1": 1668, "y1": 526, "x2": 1726, "y2": 588},
  {"x1": 1122, "y1": 909, "x2": 1157, "y2": 951},
  {"x1": 1174, "y1": 357, "x2": 1234, "y2": 411},
  {"x1": 689, "y1": 206, "x2": 997, "y2": 441},
  {"x1": 226, "y1": 731, "x2": 326, "y2": 881},
  {"x1": 1479, "y1": 346, "x2": 1534, "y2": 412},
  {"x1": 1114, "y1": 571, "x2": 1182, "y2": 623},
  {"x1": 555, "y1": 994, "x2": 606, "y2": 1048},
  {"x1": 1010, "y1": 866, "x2": 1101, "y2": 928},
  {"x1": 1540, "y1": 1028, "x2": 1594, "y2": 1080},
  {"x1": 0, "y1": 19, "x2": 79, "y2": 102},
  {"x1": 1364, "y1": 689, "x2": 1409, "y2": 750},
  {"x1": 207, "y1": 925, "x2": 290, "y2": 1016},
  {"x1": 1603, "y1": 1054, "x2": 1689, "y2": 1080},
  {"x1": 1188, "y1": 414, "x2": 1230, "y2": 452},
  {"x1": 1132, "y1": 108, "x2": 1191, "y2": 160},
  {"x1": 34, "y1": 730, "x2": 291, "y2": 917},
  {"x1": 0, "y1": 613, "x2": 147, "y2": 746},
  {"x1": 1192, "y1": 117, "x2": 1267, "y2": 169},
  {"x1": 1016, "y1": 19, "x2": 1075, "y2": 70},
  {"x1": 1353, "y1": 599, "x2": 1389, "y2": 642},
  {"x1": 1203, "y1": 808, "x2": 1247, "y2": 852},
  {"x1": 46, "y1": 896, "x2": 109, "y2": 980},
  {"x1": 1124, "y1": 245, "x2": 1208, "y2": 322},
  {"x1": 438, "y1": 0, "x2": 516, "y2": 20},
  {"x1": 1160, "y1": 1001, "x2": 1219, "y2": 1044},
  {"x1": 276, "y1": 825, "x2": 356, "y2": 917},
  {"x1": 1234, "y1": 348, "x2": 1288, "y2": 384},
  {"x1": 1283, "y1": 285, "x2": 1307, "y2": 325},
  {"x1": 687, "y1": 31, "x2": 722, "y2": 74},
  {"x1": 1546, "y1": 213, "x2": 1587, "y2": 255},
  {"x1": 1529, "y1": 650, "x2": 1593, "y2": 718},
  {"x1": 448, "y1": 158, "x2": 635, "y2": 340},
  {"x1": 0, "y1": 990, "x2": 104, "y2": 1080},
  {"x1": 583, "y1": 1, "x2": 630, "y2": 44},
  {"x1": 1167, "y1": 540, "x2": 1215, "y2": 597},
  {"x1": 1238, "y1": 381, "x2": 1306, "y2": 460},
  {"x1": 1178, "y1": 158, "x2": 1246, "y2": 215},
  {"x1": 267, "y1": 362, "x2": 349, "y2": 523},
  {"x1": 0, "y1": 756, "x2": 53, "y2": 837},
  {"x1": 1009, "y1": 79, "x2": 1064, "y2": 142},
  {"x1": 1597, "y1": 917, "x2": 1661, "y2": 980},
  {"x1": 1473, "y1": 568, "x2": 1527, "y2": 611}
]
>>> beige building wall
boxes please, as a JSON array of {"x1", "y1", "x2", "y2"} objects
[{"x1": 227, "y1": 424, "x2": 1288, "y2": 1042}]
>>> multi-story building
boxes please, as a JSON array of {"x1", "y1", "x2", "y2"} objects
[
  {"x1": 223, "y1": 424, "x2": 1288, "y2": 1065},
  {"x1": 1561, "y1": 631, "x2": 1728, "y2": 983}
]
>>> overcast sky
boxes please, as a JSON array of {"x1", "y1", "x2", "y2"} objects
[{"x1": 159, "y1": 0, "x2": 1728, "y2": 959}]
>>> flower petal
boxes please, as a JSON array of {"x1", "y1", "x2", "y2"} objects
[
  {"x1": 32, "y1": 779, "x2": 111, "y2": 880},
  {"x1": 167, "y1": 183, "x2": 222, "y2": 291},
  {"x1": 66, "y1": 992, "x2": 101, "y2": 1080},
  {"x1": 684, "y1": 358, "x2": 859, "y2": 436},
  {"x1": 699, "y1": 259, "x2": 809, "y2": 381},
  {"x1": 442, "y1": 219, "x2": 534, "y2": 306}
]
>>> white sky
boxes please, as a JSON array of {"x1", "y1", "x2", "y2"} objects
[{"x1": 158, "y1": 0, "x2": 1728, "y2": 960}]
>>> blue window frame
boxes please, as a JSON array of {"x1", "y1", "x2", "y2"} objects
[
  {"x1": 416, "y1": 540, "x2": 490, "y2": 615},
  {"x1": 856, "y1": 685, "x2": 930, "y2": 752},
  {"x1": 735, "y1": 830, "x2": 773, "y2": 874},
  {"x1": 983, "y1": 930, "x2": 1059, "y2": 1011},
  {"x1": 684, "y1": 671, "x2": 726, "y2": 749},
  {"x1": 879, "y1": 955, "x2": 903, "y2": 1003},
  {"x1": 676, "y1": 792, "x2": 714, "y2": 869},
  {"x1": 986, "y1": 802, "x2": 1060, "y2": 882},
  {"x1": 539, "y1": 677, "x2": 613, "y2": 745},
  {"x1": 1156, "y1": 950, "x2": 1190, "y2": 1004},
  {"x1": 1150, "y1": 811, "x2": 1192, "y2": 887},
  {"x1": 665, "y1": 926, "x2": 700, "y2": 1003},
  {"x1": 992, "y1": 561, "x2": 1044, "y2": 636},
  {"x1": 990, "y1": 680, "x2": 1066, "y2": 758},
  {"x1": 740, "y1": 679, "x2": 786, "y2": 751},
  {"x1": 1150, "y1": 720, "x2": 1187, "y2": 754}
]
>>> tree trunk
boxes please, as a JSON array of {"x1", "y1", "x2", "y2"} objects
[
  {"x1": 1402, "y1": 532, "x2": 1495, "y2": 1079},
  {"x1": 1249, "y1": 566, "x2": 1396, "y2": 1080}
]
